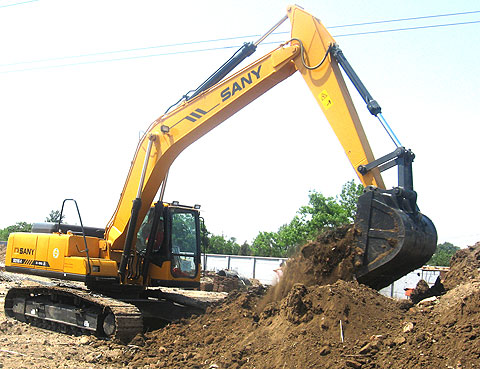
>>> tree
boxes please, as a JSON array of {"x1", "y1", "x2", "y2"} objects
[
  {"x1": 0, "y1": 222, "x2": 32, "y2": 241},
  {"x1": 199, "y1": 219, "x2": 211, "y2": 253},
  {"x1": 251, "y1": 231, "x2": 281, "y2": 257},
  {"x1": 45, "y1": 210, "x2": 65, "y2": 223},
  {"x1": 206, "y1": 234, "x2": 241, "y2": 255},
  {"x1": 239, "y1": 242, "x2": 251, "y2": 256},
  {"x1": 298, "y1": 191, "x2": 349, "y2": 231},
  {"x1": 428, "y1": 242, "x2": 460, "y2": 266},
  {"x1": 200, "y1": 220, "x2": 245, "y2": 255},
  {"x1": 338, "y1": 180, "x2": 364, "y2": 222}
]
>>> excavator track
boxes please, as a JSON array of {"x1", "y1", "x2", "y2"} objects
[{"x1": 4, "y1": 285, "x2": 143, "y2": 343}]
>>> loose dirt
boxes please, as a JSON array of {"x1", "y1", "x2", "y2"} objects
[
  {"x1": 443, "y1": 241, "x2": 480, "y2": 290},
  {"x1": 262, "y1": 225, "x2": 360, "y2": 307},
  {"x1": 0, "y1": 232, "x2": 479, "y2": 368}
]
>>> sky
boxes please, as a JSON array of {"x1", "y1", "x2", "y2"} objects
[{"x1": 0, "y1": 0, "x2": 479, "y2": 248}]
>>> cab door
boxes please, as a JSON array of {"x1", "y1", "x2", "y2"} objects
[{"x1": 169, "y1": 207, "x2": 200, "y2": 279}]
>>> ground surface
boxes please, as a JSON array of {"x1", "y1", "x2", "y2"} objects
[{"x1": 0, "y1": 235, "x2": 479, "y2": 368}]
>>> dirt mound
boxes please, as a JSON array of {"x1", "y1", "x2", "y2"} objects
[
  {"x1": 263, "y1": 225, "x2": 361, "y2": 306},
  {"x1": 434, "y1": 280, "x2": 480, "y2": 324},
  {"x1": 444, "y1": 241, "x2": 480, "y2": 290},
  {"x1": 100, "y1": 280, "x2": 408, "y2": 369},
  {"x1": 97, "y1": 276, "x2": 480, "y2": 368}
]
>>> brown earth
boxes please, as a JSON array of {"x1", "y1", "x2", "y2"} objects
[
  {"x1": 261, "y1": 225, "x2": 361, "y2": 307},
  {"x1": 0, "y1": 232, "x2": 479, "y2": 368},
  {"x1": 443, "y1": 241, "x2": 480, "y2": 290}
]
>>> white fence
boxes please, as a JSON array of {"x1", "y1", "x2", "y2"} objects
[{"x1": 201, "y1": 253, "x2": 287, "y2": 285}]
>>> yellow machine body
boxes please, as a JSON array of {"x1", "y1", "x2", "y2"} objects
[{"x1": 6, "y1": 233, "x2": 117, "y2": 280}]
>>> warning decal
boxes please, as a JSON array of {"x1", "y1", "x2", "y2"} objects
[{"x1": 319, "y1": 89, "x2": 333, "y2": 110}]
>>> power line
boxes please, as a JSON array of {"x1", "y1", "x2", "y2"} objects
[
  {"x1": 0, "y1": 44, "x2": 243, "y2": 74},
  {"x1": 327, "y1": 10, "x2": 480, "y2": 29},
  {"x1": 1, "y1": 14, "x2": 479, "y2": 74},
  {"x1": 0, "y1": 0, "x2": 39, "y2": 8},
  {"x1": 0, "y1": 34, "x2": 258, "y2": 68},
  {"x1": 334, "y1": 19, "x2": 480, "y2": 37},
  {"x1": 2, "y1": 9, "x2": 478, "y2": 69}
]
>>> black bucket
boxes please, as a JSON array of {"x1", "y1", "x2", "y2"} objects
[{"x1": 354, "y1": 187, "x2": 437, "y2": 290}]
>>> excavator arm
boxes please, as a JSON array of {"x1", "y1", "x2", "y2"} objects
[
  {"x1": 107, "y1": 5, "x2": 382, "y2": 248},
  {"x1": 106, "y1": 5, "x2": 436, "y2": 288}
]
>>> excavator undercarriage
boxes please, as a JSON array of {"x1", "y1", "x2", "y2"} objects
[
  {"x1": 5, "y1": 286, "x2": 143, "y2": 342},
  {"x1": 4, "y1": 283, "x2": 213, "y2": 342}
]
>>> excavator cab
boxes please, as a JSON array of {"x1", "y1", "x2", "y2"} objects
[{"x1": 134, "y1": 202, "x2": 202, "y2": 288}]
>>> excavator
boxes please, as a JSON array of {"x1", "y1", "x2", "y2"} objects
[{"x1": 4, "y1": 5, "x2": 437, "y2": 341}]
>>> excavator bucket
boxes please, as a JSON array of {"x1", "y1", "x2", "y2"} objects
[{"x1": 354, "y1": 187, "x2": 437, "y2": 290}]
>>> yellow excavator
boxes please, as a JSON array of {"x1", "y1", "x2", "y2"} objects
[{"x1": 4, "y1": 5, "x2": 436, "y2": 341}]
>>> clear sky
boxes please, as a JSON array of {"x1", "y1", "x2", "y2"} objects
[{"x1": 1, "y1": 0, "x2": 479, "y2": 247}]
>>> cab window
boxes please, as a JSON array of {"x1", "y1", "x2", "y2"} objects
[
  {"x1": 171, "y1": 210, "x2": 198, "y2": 278},
  {"x1": 136, "y1": 208, "x2": 165, "y2": 255}
]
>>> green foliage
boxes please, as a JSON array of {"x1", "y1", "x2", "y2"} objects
[
  {"x1": 251, "y1": 231, "x2": 280, "y2": 257},
  {"x1": 338, "y1": 180, "x2": 365, "y2": 222},
  {"x1": 299, "y1": 191, "x2": 349, "y2": 231},
  {"x1": 249, "y1": 180, "x2": 364, "y2": 257},
  {"x1": 206, "y1": 234, "x2": 241, "y2": 255},
  {"x1": 239, "y1": 242, "x2": 251, "y2": 256},
  {"x1": 0, "y1": 222, "x2": 32, "y2": 241},
  {"x1": 0, "y1": 209, "x2": 69, "y2": 241},
  {"x1": 428, "y1": 242, "x2": 460, "y2": 266},
  {"x1": 45, "y1": 210, "x2": 65, "y2": 223},
  {"x1": 199, "y1": 219, "x2": 210, "y2": 253}
]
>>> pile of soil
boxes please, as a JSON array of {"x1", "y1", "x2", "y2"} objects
[
  {"x1": 94, "y1": 279, "x2": 480, "y2": 368},
  {"x1": 443, "y1": 241, "x2": 480, "y2": 290},
  {"x1": 103, "y1": 280, "x2": 406, "y2": 369},
  {"x1": 264, "y1": 225, "x2": 361, "y2": 305}
]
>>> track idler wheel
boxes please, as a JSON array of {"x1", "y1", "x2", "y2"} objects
[{"x1": 102, "y1": 312, "x2": 116, "y2": 337}]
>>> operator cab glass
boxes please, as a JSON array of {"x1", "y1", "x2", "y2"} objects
[
  {"x1": 135, "y1": 208, "x2": 165, "y2": 256},
  {"x1": 170, "y1": 208, "x2": 199, "y2": 278}
]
